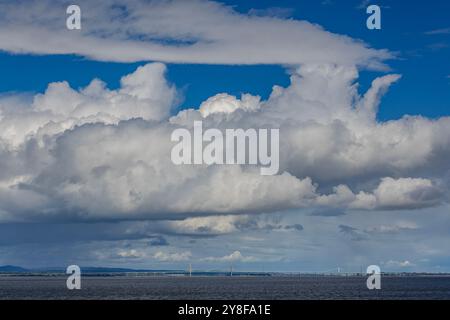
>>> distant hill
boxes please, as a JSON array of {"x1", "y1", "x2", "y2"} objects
[
  {"x1": 79, "y1": 267, "x2": 159, "y2": 273},
  {"x1": 0, "y1": 265, "x2": 28, "y2": 273},
  {"x1": 0, "y1": 265, "x2": 270, "y2": 276},
  {"x1": 0, "y1": 265, "x2": 178, "y2": 274}
]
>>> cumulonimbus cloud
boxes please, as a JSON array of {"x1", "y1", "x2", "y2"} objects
[{"x1": 0, "y1": 60, "x2": 449, "y2": 223}]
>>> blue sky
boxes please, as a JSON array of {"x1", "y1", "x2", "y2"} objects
[
  {"x1": 0, "y1": 0, "x2": 448, "y2": 120},
  {"x1": 0, "y1": 0, "x2": 450, "y2": 273}
]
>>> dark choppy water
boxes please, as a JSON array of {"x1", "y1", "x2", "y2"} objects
[{"x1": 0, "y1": 276, "x2": 449, "y2": 300}]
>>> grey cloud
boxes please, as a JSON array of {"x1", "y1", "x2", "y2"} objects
[
  {"x1": 284, "y1": 224, "x2": 304, "y2": 232},
  {"x1": 0, "y1": 0, "x2": 392, "y2": 69},
  {"x1": 0, "y1": 222, "x2": 169, "y2": 246},
  {"x1": 2, "y1": 206, "x2": 450, "y2": 271},
  {"x1": 338, "y1": 224, "x2": 368, "y2": 241},
  {"x1": 148, "y1": 236, "x2": 169, "y2": 246}
]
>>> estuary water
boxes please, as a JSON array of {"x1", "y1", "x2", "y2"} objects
[{"x1": 0, "y1": 275, "x2": 449, "y2": 300}]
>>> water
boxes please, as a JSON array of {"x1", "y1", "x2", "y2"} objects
[{"x1": 0, "y1": 275, "x2": 449, "y2": 300}]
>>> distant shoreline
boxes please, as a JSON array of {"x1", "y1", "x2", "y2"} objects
[
  {"x1": 2, "y1": 264, "x2": 450, "y2": 277},
  {"x1": 2, "y1": 272, "x2": 450, "y2": 277}
]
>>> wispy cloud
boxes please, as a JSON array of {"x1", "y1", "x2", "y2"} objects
[
  {"x1": 117, "y1": 249, "x2": 146, "y2": 259},
  {"x1": 427, "y1": 42, "x2": 449, "y2": 51},
  {"x1": 356, "y1": 1, "x2": 390, "y2": 10},
  {"x1": 365, "y1": 222, "x2": 419, "y2": 234},
  {"x1": 424, "y1": 28, "x2": 450, "y2": 35},
  {"x1": 153, "y1": 251, "x2": 192, "y2": 262},
  {"x1": 356, "y1": 0, "x2": 371, "y2": 9},
  {"x1": 384, "y1": 260, "x2": 415, "y2": 268}
]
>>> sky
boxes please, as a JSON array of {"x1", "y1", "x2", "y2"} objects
[{"x1": 0, "y1": 0, "x2": 449, "y2": 273}]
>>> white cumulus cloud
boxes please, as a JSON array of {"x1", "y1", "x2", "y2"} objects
[{"x1": 203, "y1": 251, "x2": 256, "y2": 263}]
